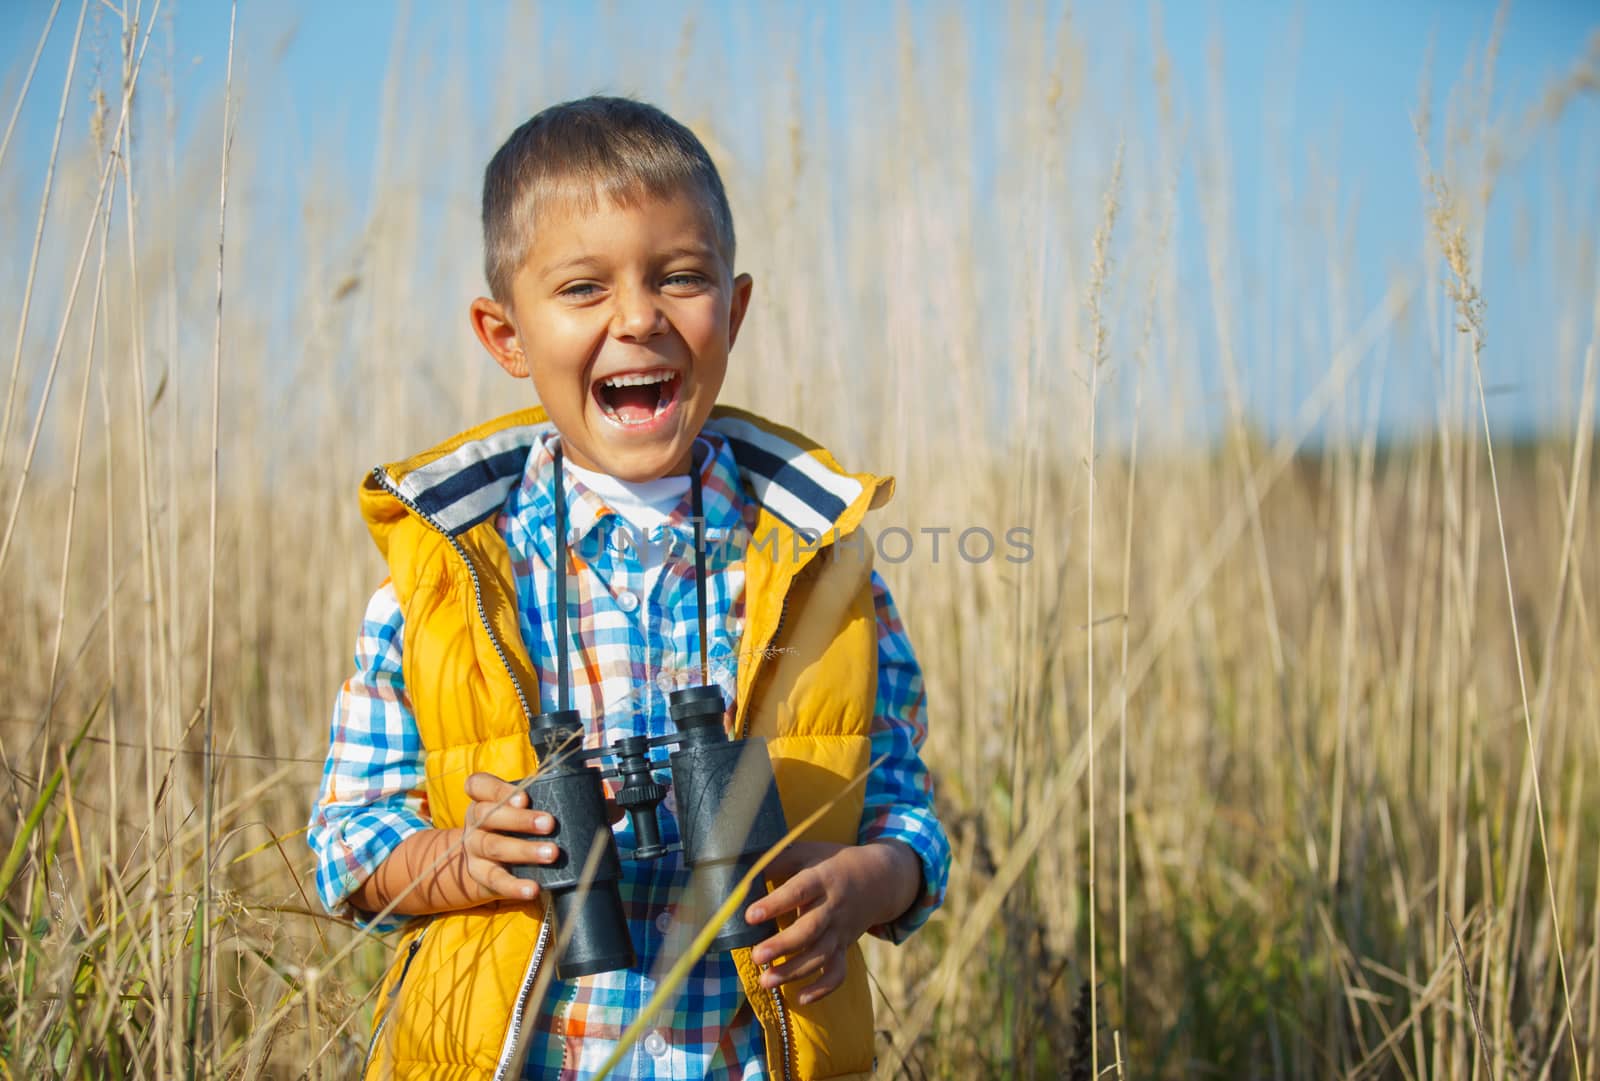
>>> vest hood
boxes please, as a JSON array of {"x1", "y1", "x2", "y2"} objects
[{"x1": 360, "y1": 404, "x2": 894, "y2": 563}]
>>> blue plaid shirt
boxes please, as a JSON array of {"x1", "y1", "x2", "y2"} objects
[{"x1": 309, "y1": 430, "x2": 949, "y2": 1079}]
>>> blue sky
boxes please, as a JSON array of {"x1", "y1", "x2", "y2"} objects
[{"x1": 2, "y1": 1, "x2": 1596, "y2": 438}]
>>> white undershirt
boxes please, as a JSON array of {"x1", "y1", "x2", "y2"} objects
[
  {"x1": 562, "y1": 460, "x2": 692, "y2": 534},
  {"x1": 562, "y1": 459, "x2": 692, "y2": 601}
]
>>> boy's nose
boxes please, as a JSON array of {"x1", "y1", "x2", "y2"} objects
[{"x1": 611, "y1": 287, "x2": 668, "y2": 342}]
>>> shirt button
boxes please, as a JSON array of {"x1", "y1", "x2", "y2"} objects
[
  {"x1": 656, "y1": 672, "x2": 675, "y2": 692},
  {"x1": 615, "y1": 589, "x2": 639, "y2": 612},
  {"x1": 644, "y1": 1030, "x2": 669, "y2": 1058},
  {"x1": 655, "y1": 910, "x2": 674, "y2": 933}
]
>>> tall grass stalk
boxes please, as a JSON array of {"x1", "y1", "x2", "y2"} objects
[
  {"x1": 0, "y1": 0, "x2": 63, "y2": 177},
  {"x1": 0, "y1": 0, "x2": 84, "y2": 480},
  {"x1": 196, "y1": 3, "x2": 238, "y2": 1074},
  {"x1": 1429, "y1": 162, "x2": 1585, "y2": 1076},
  {"x1": 1083, "y1": 143, "x2": 1123, "y2": 1081}
]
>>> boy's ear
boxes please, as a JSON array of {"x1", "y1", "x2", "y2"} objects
[
  {"x1": 470, "y1": 296, "x2": 528, "y2": 377},
  {"x1": 727, "y1": 273, "x2": 754, "y2": 349}
]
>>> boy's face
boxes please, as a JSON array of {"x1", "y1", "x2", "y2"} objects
[{"x1": 471, "y1": 189, "x2": 753, "y2": 483}]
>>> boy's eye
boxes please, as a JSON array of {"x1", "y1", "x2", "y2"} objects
[
  {"x1": 663, "y1": 272, "x2": 706, "y2": 289},
  {"x1": 560, "y1": 282, "x2": 601, "y2": 299}
]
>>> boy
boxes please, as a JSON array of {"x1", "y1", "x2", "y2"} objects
[{"x1": 309, "y1": 96, "x2": 949, "y2": 1080}]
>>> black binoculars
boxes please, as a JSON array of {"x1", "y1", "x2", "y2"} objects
[{"x1": 511, "y1": 685, "x2": 789, "y2": 980}]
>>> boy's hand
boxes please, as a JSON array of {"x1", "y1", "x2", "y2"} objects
[
  {"x1": 745, "y1": 840, "x2": 922, "y2": 1005},
  {"x1": 462, "y1": 772, "x2": 561, "y2": 902}
]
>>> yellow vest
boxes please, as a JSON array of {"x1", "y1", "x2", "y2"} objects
[{"x1": 358, "y1": 405, "x2": 894, "y2": 1080}]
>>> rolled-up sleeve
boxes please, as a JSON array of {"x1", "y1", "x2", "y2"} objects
[
  {"x1": 307, "y1": 581, "x2": 430, "y2": 930},
  {"x1": 856, "y1": 571, "x2": 951, "y2": 943}
]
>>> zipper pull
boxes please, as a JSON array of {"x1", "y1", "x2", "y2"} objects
[{"x1": 390, "y1": 933, "x2": 424, "y2": 999}]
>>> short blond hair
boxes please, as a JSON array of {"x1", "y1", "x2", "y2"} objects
[{"x1": 481, "y1": 96, "x2": 736, "y2": 302}]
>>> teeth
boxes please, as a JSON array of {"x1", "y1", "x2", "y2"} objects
[
  {"x1": 595, "y1": 369, "x2": 676, "y2": 428},
  {"x1": 596, "y1": 394, "x2": 674, "y2": 426},
  {"x1": 600, "y1": 370, "x2": 673, "y2": 388}
]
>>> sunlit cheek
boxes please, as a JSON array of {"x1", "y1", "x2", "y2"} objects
[
  {"x1": 526, "y1": 325, "x2": 599, "y2": 405},
  {"x1": 678, "y1": 305, "x2": 729, "y2": 355}
]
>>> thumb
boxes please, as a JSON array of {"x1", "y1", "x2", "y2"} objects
[{"x1": 762, "y1": 840, "x2": 810, "y2": 882}]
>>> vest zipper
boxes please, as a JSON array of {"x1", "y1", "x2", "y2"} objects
[
  {"x1": 491, "y1": 917, "x2": 553, "y2": 1081},
  {"x1": 362, "y1": 927, "x2": 427, "y2": 1073},
  {"x1": 769, "y1": 987, "x2": 795, "y2": 1081},
  {"x1": 372, "y1": 468, "x2": 549, "y2": 1078}
]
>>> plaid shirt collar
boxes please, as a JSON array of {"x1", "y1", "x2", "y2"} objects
[
  {"x1": 506, "y1": 431, "x2": 751, "y2": 569},
  {"x1": 375, "y1": 407, "x2": 874, "y2": 545}
]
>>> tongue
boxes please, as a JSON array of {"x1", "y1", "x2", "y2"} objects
[{"x1": 608, "y1": 384, "x2": 659, "y2": 423}]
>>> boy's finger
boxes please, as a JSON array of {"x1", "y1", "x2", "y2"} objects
[
  {"x1": 795, "y1": 959, "x2": 847, "y2": 1005},
  {"x1": 481, "y1": 862, "x2": 540, "y2": 903},
  {"x1": 749, "y1": 907, "x2": 826, "y2": 967},
  {"x1": 747, "y1": 870, "x2": 822, "y2": 924},
  {"x1": 762, "y1": 849, "x2": 798, "y2": 881},
  {"x1": 762, "y1": 841, "x2": 825, "y2": 881},
  {"x1": 476, "y1": 804, "x2": 557, "y2": 836},
  {"x1": 465, "y1": 771, "x2": 527, "y2": 807},
  {"x1": 480, "y1": 833, "x2": 561, "y2": 867},
  {"x1": 759, "y1": 940, "x2": 835, "y2": 988}
]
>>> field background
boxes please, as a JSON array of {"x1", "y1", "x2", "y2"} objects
[{"x1": 1, "y1": 1, "x2": 1598, "y2": 1077}]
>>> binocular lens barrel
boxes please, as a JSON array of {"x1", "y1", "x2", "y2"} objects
[
  {"x1": 550, "y1": 882, "x2": 635, "y2": 980},
  {"x1": 668, "y1": 684, "x2": 726, "y2": 738},
  {"x1": 689, "y1": 857, "x2": 779, "y2": 951},
  {"x1": 668, "y1": 687, "x2": 789, "y2": 952},
  {"x1": 518, "y1": 709, "x2": 635, "y2": 980}
]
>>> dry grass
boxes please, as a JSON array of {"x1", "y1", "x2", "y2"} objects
[{"x1": 2, "y1": 4, "x2": 1598, "y2": 1078}]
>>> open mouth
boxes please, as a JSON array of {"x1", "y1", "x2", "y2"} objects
[{"x1": 593, "y1": 368, "x2": 681, "y2": 428}]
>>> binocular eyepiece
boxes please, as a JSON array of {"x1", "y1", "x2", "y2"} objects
[{"x1": 511, "y1": 686, "x2": 789, "y2": 980}]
